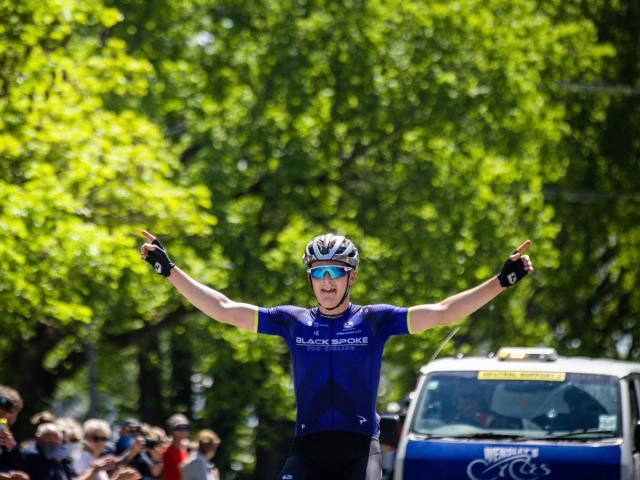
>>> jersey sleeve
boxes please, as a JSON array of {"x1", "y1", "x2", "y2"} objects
[
  {"x1": 369, "y1": 304, "x2": 412, "y2": 341},
  {"x1": 255, "y1": 306, "x2": 295, "y2": 338}
]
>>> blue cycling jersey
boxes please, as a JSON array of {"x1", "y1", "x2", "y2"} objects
[{"x1": 255, "y1": 303, "x2": 412, "y2": 437}]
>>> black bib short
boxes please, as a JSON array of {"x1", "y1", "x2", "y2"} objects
[{"x1": 277, "y1": 431, "x2": 382, "y2": 480}]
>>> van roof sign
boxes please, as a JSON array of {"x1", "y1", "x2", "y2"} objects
[
  {"x1": 478, "y1": 370, "x2": 566, "y2": 381},
  {"x1": 497, "y1": 347, "x2": 558, "y2": 362}
]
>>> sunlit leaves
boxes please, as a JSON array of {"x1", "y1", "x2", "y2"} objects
[{"x1": 0, "y1": 0, "x2": 216, "y2": 364}]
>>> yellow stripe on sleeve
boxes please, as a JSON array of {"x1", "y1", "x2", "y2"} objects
[
  {"x1": 407, "y1": 306, "x2": 415, "y2": 335},
  {"x1": 253, "y1": 308, "x2": 259, "y2": 333}
]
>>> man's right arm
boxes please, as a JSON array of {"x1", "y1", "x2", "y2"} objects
[
  {"x1": 167, "y1": 267, "x2": 257, "y2": 331},
  {"x1": 140, "y1": 230, "x2": 258, "y2": 332}
]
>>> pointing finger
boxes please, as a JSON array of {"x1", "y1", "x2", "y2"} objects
[
  {"x1": 142, "y1": 230, "x2": 156, "y2": 243},
  {"x1": 516, "y1": 239, "x2": 531, "y2": 255}
]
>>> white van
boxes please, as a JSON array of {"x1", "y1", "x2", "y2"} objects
[{"x1": 383, "y1": 347, "x2": 640, "y2": 480}]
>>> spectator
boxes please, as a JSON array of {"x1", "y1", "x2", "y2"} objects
[
  {"x1": 0, "y1": 385, "x2": 27, "y2": 480},
  {"x1": 184, "y1": 442, "x2": 197, "y2": 456},
  {"x1": 180, "y1": 430, "x2": 220, "y2": 480},
  {"x1": 56, "y1": 418, "x2": 83, "y2": 462},
  {"x1": 21, "y1": 411, "x2": 58, "y2": 450},
  {"x1": 115, "y1": 420, "x2": 141, "y2": 456},
  {"x1": 118, "y1": 425, "x2": 162, "y2": 480},
  {"x1": 73, "y1": 419, "x2": 115, "y2": 480},
  {"x1": 22, "y1": 422, "x2": 114, "y2": 480},
  {"x1": 31, "y1": 412, "x2": 57, "y2": 427},
  {"x1": 148, "y1": 428, "x2": 169, "y2": 450},
  {"x1": 161, "y1": 415, "x2": 189, "y2": 480}
]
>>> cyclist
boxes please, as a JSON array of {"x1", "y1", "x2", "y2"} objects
[{"x1": 140, "y1": 231, "x2": 533, "y2": 479}]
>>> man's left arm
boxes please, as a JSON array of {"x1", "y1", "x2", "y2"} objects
[{"x1": 408, "y1": 240, "x2": 533, "y2": 335}]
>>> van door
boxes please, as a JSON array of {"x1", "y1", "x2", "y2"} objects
[{"x1": 630, "y1": 377, "x2": 640, "y2": 479}]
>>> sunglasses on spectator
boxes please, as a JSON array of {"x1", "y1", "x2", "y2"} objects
[
  {"x1": 0, "y1": 396, "x2": 14, "y2": 411},
  {"x1": 307, "y1": 265, "x2": 352, "y2": 280},
  {"x1": 173, "y1": 425, "x2": 190, "y2": 431},
  {"x1": 90, "y1": 436, "x2": 109, "y2": 442}
]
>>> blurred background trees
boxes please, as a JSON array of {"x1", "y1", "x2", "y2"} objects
[{"x1": 1, "y1": 0, "x2": 637, "y2": 478}]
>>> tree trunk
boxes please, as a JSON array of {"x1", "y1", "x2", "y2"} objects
[
  {"x1": 169, "y1": 328, "x2": 193, "y2": 419},
  {"x1": 138, "y1": 335, "x2": 166, "y2": 425}
]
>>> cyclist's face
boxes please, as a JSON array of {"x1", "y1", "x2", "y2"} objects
[{"x1": 309, "y1": 260, "x2": 356, "y2": 307}]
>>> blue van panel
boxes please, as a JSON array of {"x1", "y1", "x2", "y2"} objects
[{"x1": 403, "y1": 439, "x2": 621, "y2": 480}]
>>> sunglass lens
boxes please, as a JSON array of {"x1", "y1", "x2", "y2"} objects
[
  {"x1": 310, "y1": 266, "x2": 348, "y2": 279},
  {"x1": 0, "y1": 396, "x2": 14, "y2": 411}
]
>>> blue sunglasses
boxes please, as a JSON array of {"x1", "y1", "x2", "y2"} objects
[{"x1": 307, "y1": 265, "x2": 353, "y2": 280}]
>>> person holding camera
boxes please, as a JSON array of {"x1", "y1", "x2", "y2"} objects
[
  {"x1": 115, "y1": 420, "x2": 143, "y2": 457},
  {"x1": 0, "y1": 385, "x2": 27, "y2": 480},
  {"x1": 73, "y1": 419, "x2": 117, "y2": 480},
  {"x1": 120, "y1": 425, "x2": 163, "y2": 480}
]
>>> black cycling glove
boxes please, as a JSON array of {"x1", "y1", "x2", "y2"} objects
[
  {"x1": 497, "y1": 252, "x2": 528, "y2": 288},
  {"x1": 145, "y1": 239, "x2": 175, "y2": 277}
]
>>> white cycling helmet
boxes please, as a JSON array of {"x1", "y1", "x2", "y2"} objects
[{"x1": 302, "y1": 233, "x2": 359, "y2": 269}]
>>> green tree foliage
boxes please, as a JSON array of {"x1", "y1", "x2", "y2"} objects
[
  {"x1": 1, "y1": 0, "x2": 627, "y2": 478},
  {"x1": 533, "y1": 0, "x2": 640, "y2": 358},
  {"x1": 0, "y1": 0, "x2": 217, "y2": 429}
]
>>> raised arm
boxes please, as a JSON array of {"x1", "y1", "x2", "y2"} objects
[
  {"x1": 408, "y1": 240, "x2": 533, "y2": 334},
  {"x1": 140, "y1": 230, "x2": 258, "y2": 331}
]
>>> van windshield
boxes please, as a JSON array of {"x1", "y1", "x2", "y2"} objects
[{"x1": 412, "y1": 371, "x2": 620, "y2": 440}]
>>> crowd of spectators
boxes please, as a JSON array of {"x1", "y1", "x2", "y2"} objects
[{"x1": 0, "y1": 386, "x2": 221, "y2": 480}]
